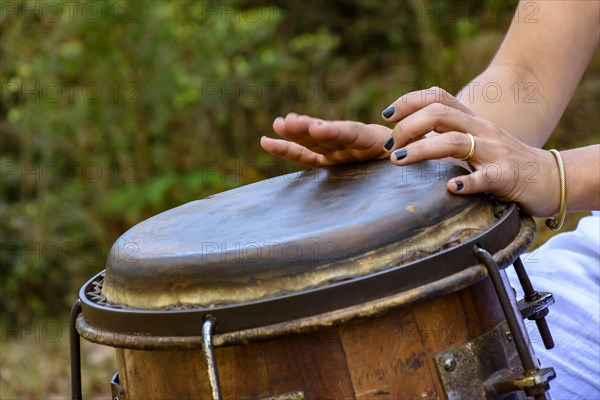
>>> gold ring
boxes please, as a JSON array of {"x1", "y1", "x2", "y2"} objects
[{"x1": 460, "y1": 133, "x2": 476, "y2": 161}]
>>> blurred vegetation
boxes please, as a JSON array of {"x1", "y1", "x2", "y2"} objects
[{"x1": 0, "y1": 0, "x2": 598, "y2": 397}]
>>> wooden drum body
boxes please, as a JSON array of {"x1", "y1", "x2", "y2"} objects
[
  {"x1": 112, "y1": 279, "x2": 511, "y2": 399},
  {"x1": 74, "y1": 160, "x2": 554, "y2": 399}
]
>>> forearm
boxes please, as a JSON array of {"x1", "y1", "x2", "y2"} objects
[
  {"x1": 457, "y1": 0, "x2": 599, "y2": 148},
  {"x1": 560, "y1": 145, "x2": 600, "y2": 212},
  {"x1": 457, "y1": 64, "x2": 554, "y2": 147}
]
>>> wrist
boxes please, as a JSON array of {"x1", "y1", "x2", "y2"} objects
[{"x1": 531, "y1": 148, "x2": 562, "y2": 218}]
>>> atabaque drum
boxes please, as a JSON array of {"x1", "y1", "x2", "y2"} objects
[{"x1": 74, "y1": 159, "x2": 552, "y2": 399}]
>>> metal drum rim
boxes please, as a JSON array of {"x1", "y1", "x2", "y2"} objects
[{"x1": 76, "y1": 203, "x2": 535, "y2": 348}]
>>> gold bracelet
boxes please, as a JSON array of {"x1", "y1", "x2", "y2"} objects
[{"x1": 545, "y1": 149, "x2": 567, "y2": 231}]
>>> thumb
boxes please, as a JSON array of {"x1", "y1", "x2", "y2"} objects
[{"x1": 447, "y1": 170, "x2": 491, "y2": 195}]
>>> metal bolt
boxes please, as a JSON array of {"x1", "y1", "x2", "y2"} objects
[
  {"x1": 443, "y1": 356, "x2": 456, "y2": 372},
  {"x1": 534, "y1": 314, "x2": 555, "y2": 350},
  {"x1": 505, "y1": 330, "x2": 513, "y2": 341},
  {"x1": 513, "y1": 257, "x2": 555, "y2": 350}
]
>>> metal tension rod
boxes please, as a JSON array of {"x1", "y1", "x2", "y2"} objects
[
  {"x1": 70, "y1": 299, "x2": 83, "y2": 400},
  {"x1": 202, "y1": 317, "x2": 223, "y2": 400},
  {"x1": 474, "y1": 246, "x2": 554, "y2": 400},
  {"x1": 474, "y1": 246, "x2": 536, "y2": 371}
]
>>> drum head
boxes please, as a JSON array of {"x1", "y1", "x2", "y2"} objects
[{"x1": 102, "y1": 160, "x2": 497, "y2": 310}]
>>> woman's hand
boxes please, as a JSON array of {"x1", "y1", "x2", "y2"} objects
[
  {"x1": 260, "y1": 113, "x2": 391, "y2": 167},
  {"x1": 262, "y1": 87, "x2": 562, "y2": 217},
  {"x1": 381, "y1": 87, "x2": 559, "y2": 217}
]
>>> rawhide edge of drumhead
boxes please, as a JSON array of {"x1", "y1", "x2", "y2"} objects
[{"x1": 102, "y1": 159, "x2": 497, "y2": 309}]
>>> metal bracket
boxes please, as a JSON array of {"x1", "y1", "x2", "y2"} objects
[
  {"x1": 517, "y1": 291, "x2": 554, "y2": 320},
  {"x1": 433, "y1": 323, "x2": 525, "y2": 399}
]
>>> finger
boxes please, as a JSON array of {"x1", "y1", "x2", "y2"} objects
[
  {"x1": 272, "y1": 115, "x2": 287, "y2": 134},
  {"x1": 260, "y1": 136, "x2": 331, "y2": 167},
  {"x1": 388, "y1": 103, "x2": 484, "y2": 151},
  {"x1": 389, "y1": 131, "x2": 476, "y2": 165},
  {"x1": 381, "y1": 87, "x2": 476, "y2": 122},
  {"x1": 277, "y1": 113, "x2": 319, "y2": 135},
  {"x1": 273, "y1": 113, "x2": 312, "y2": 142},
  {"x1": 447, "y1": 170, "x2": 492, "y2": 196},
  {"x1": 309, "y1": 120, "x2": 389, "y2": 150},
  {"x1": 276, "y1": 114, "x2": 390, "y2": 152},
  {"x1": 274, "y1": 113, "x2": 336, "y2": 155}
]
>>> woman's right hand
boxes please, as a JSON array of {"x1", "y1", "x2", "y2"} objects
[{"x1": 260, "y1": 113, "x2": 392, "y2": 167}]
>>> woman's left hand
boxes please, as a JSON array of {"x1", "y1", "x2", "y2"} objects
[{"x1": 381, "y1": 87, "x2": 559, "y2": 217}]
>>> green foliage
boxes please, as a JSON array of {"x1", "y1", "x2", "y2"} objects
[
  {"x1": 0, "y1": 0, "x2": 596, "y2": 326},
  {"x1": 1, "y1": 0, "x2": 344, "y2": 322}
]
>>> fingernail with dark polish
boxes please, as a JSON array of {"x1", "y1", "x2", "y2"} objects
[
  {"x1": 455, "y1": 181, "x2": 464, "y2": 191},
  {"x1": 383, "y1": 136, "x2": 394, "y2": 151},
  {"x1": 382, "y1": 105, "x2": 396, "y2": 118},
  {"x1": 393, "y1": 148, "x2": 407, "y2": 161}
]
